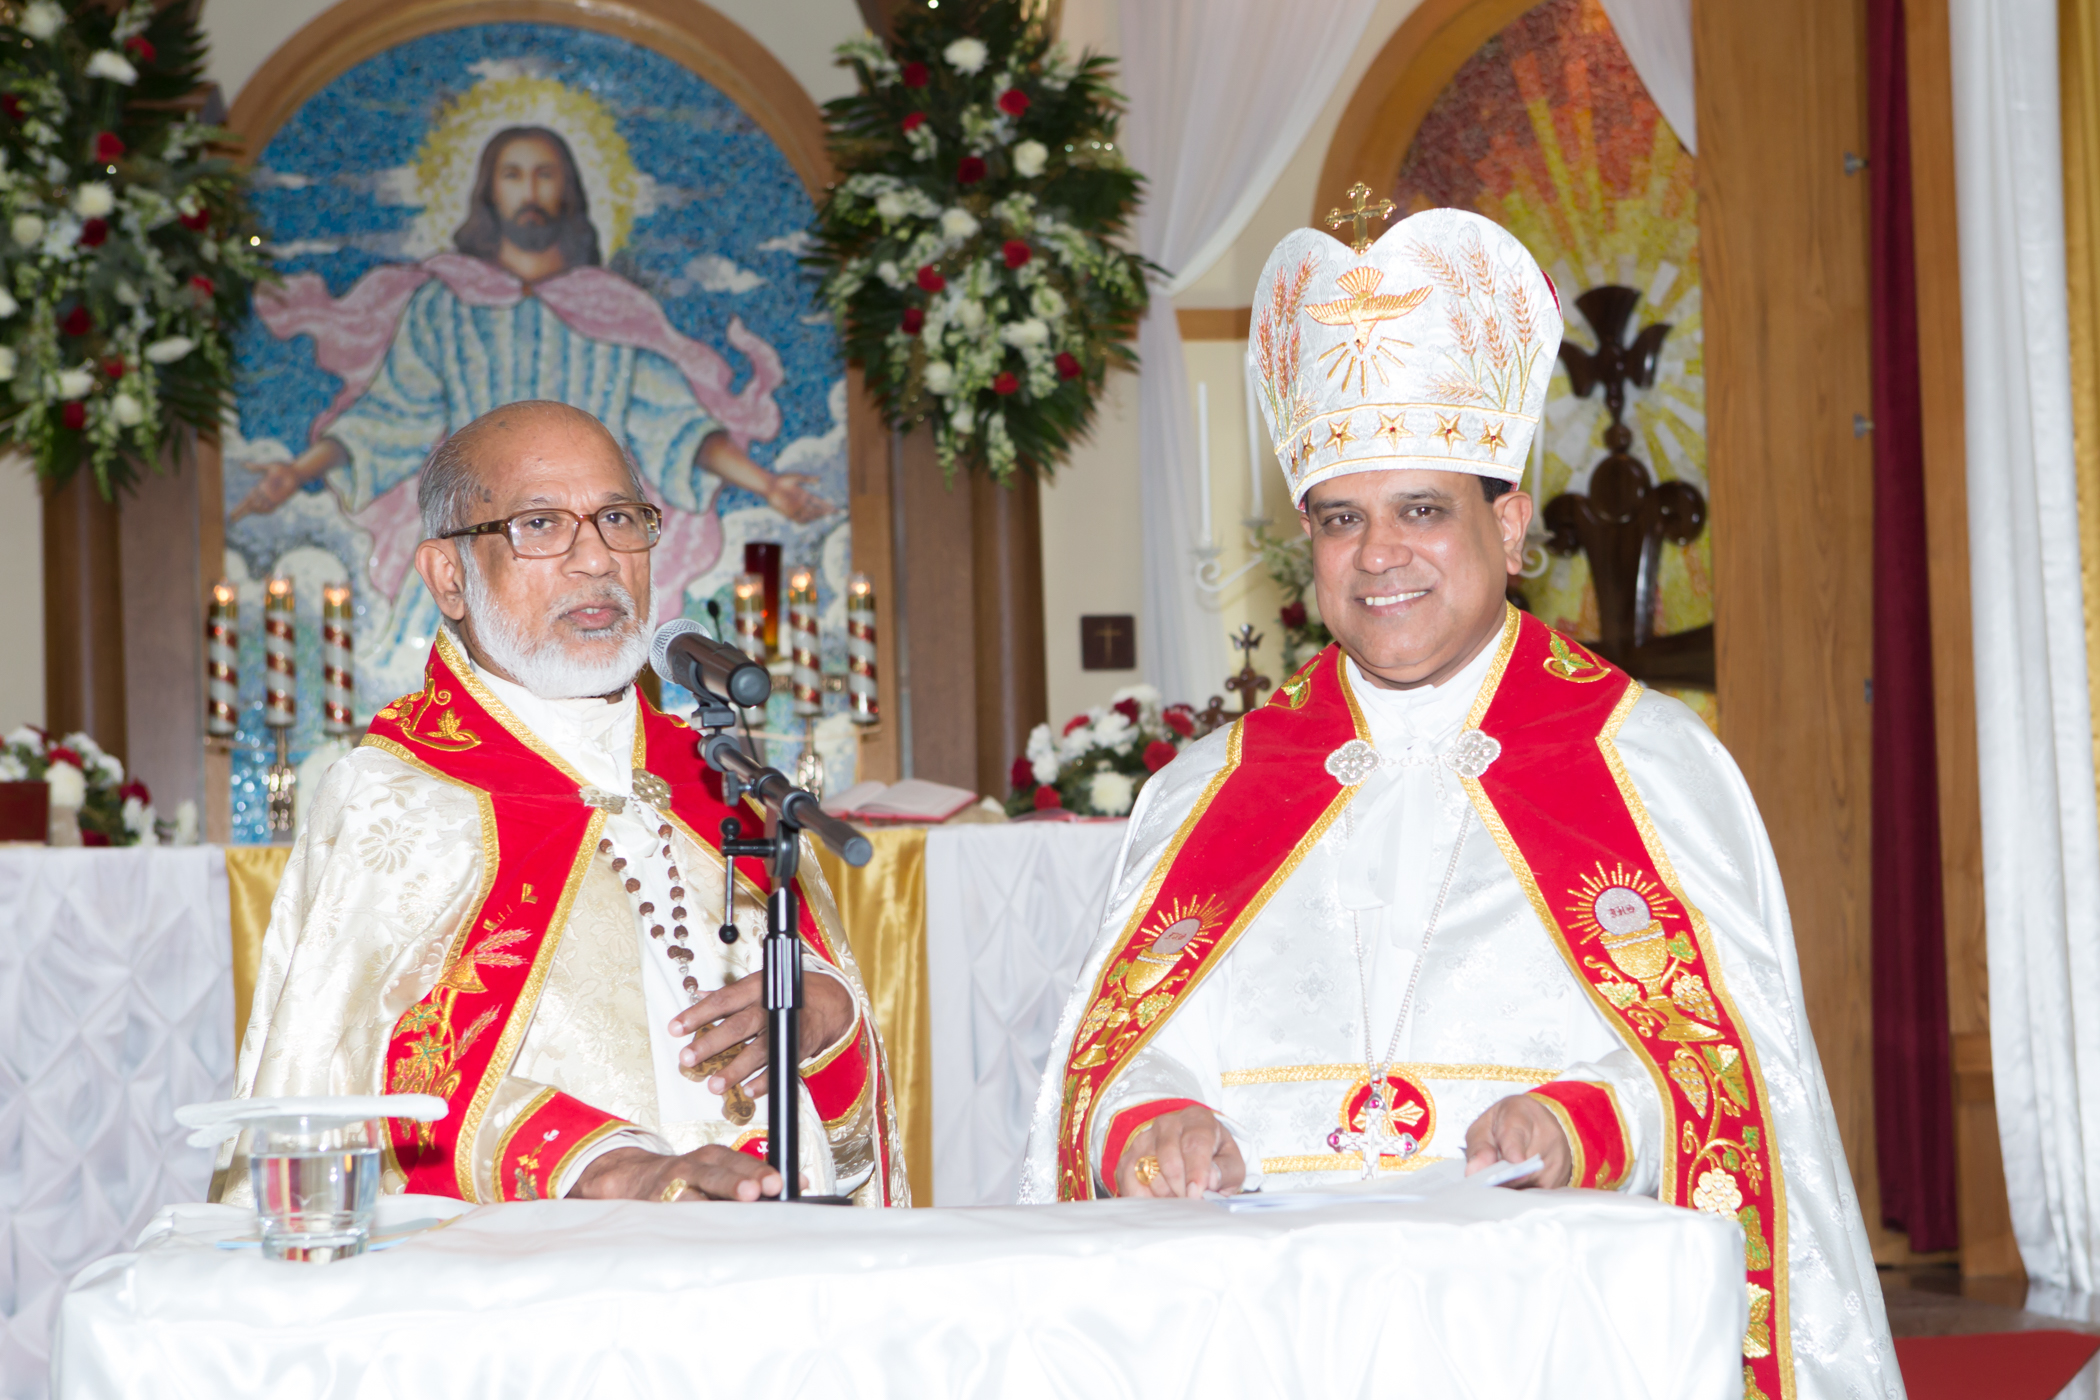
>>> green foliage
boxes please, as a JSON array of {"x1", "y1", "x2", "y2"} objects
[
  {"x1": 0, "y1": 0, "x2": 268, "y2": 497},
  {"x1": 1253, "y1": 525, "x2": 1334, "y2": 670},
  {"x1": 808, "y1": 0, "x2": 1152, "y2": 481}
]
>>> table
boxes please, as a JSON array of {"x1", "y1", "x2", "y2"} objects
[{"x1": 56, "y1": 1185, "x2": 1747, "y2": 1398}]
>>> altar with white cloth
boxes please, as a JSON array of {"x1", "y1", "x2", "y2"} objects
[{"x1": 55, "y1": 1182, "x2": 1747, "y2": 1399}]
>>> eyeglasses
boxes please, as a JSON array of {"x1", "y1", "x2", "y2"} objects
[{"x1": 440, "y1": 502, "x2": 663, "y2": 558}]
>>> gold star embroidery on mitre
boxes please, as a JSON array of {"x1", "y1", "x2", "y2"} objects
[
  {"x1": 1327, "y1": 417, "x2": 1359, "y2": 452},
  {"x1": 1478, "y1": 422, "x2": 1509, "y2": 453},
  {"x1": 1434, "y1": 413, "x2": 1465, "y2": 447},
  {"x1": 1375, "y1": 410, "x2": 1411, "y2": 444}
]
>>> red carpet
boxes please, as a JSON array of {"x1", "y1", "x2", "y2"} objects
[{"x1": 1896, "y1": 1331, "x2": 2100, "y2": 1400}]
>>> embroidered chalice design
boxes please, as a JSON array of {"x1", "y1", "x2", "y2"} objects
[{"x1": 1569, "y1": 866, "x2": 1720, "y2": 1042}]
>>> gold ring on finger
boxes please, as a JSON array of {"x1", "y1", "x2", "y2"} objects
[
  {"x1": 1133, "y1": 1154, "x2": 1162, "y2": 1187},
  {"x1": 661, "y1": 1177, "x2": 693, "y2": 1202}
]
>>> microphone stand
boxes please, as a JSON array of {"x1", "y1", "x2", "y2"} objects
[{"x1": 686, "y1": 683, "x2": 870, "y2": 1203}]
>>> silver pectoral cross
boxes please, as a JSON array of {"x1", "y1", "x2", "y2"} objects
[{"x1": 1334, "y1": 1094, "x2": 1413, "y2": 1180}]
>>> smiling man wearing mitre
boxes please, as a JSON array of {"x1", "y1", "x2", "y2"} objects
[
  {"x1": 221, "y1": 400, "x2": 904, "y2": 1208},
  {"x1": 1021, "y1": 210, "x2": 1896, "y2": 1399}
]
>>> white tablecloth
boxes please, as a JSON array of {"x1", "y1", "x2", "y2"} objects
[
  {"x1": 57, "y1": 1184, "x2": 1746, "y2": 1398},
  {"x1": 0, "y1": 849, "x2": 234, "y2": 1400},
  {"x1": 924, "y1": 821, "x2": 1126, "y2": 1207}
]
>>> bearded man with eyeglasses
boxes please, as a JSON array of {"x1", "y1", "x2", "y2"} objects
[{"x1": 219, "y1": 401, "x2": 906, "y2": 1209}]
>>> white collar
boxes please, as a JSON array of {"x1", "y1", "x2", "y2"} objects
[
  {"x1": 1343, "y1": 626, "x2": 1499, "y2": 748},
  {"x1": 468, "y1": 649, "x2": 638, "y2": 793}
]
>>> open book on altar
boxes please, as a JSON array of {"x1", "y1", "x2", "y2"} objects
[{"x1": 820, "y1": 779, "x2": 980, "y2": 824}]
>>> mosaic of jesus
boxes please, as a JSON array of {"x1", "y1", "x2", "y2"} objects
[{"x1": 228, "y1": 25, "x2": 846, "y2": 731}]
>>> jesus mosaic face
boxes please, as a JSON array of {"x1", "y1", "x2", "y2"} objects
[{"x1": 452, "y1": 125, "x2": 602, "y2": 270}]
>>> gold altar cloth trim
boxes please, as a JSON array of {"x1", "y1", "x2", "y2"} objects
[
  {"x1": 1221, "y1": 1062, "x2": 1558, "y2": 1087},
  {"x1": 225, "y1": 846, "x2": 292, "y2": 1050},
  {"x1": 1260, "y1": 1152, "x2": 1443, "y2": 1175},
  {"x1": 815, "y1": 825, "x2": 933, "y2": 1207}
]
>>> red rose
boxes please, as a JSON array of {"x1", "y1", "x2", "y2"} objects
[
  {"x1": 0, "y1": 95, "x2": 22, "y2": 122},
  {"x1": 1033, "y1": 784, "x2": 1063, "y2": 811},
  {"x1": 102, "y1": 358, "x2": 125, "y2": 380},
  {"x1": 992, "y1": 371, "x2": 1019, "y2": 396},
  {"x1": 119, "y1": 779, "x2": 150, "y2": 803},
  {"x1": 1062, "y1": 714, "x2": 1090, "y2": 736},
  {"x1": 916, "y1": 264, "x2": 946, "y2": 293},
  {"x1": 1143, "y1": 740, "x2": 1178, "y2": 773},
  {"x1": 78, "y1": 218, "x2": 108, "y2": 248},
  {"x1": 901, "y1": 111, "x2": 926, "y2": 133},
  {"x1": 1163, "y1": 705, "x2": 1195, "y2": 738},
  {"x1": 61, "y1": 305, "x2": 91, "y2": 336},
  {"x1": 1055, "y1": 351, "x2": 1081, "y2": 380},
  {"x1": 901, "y1": 305, "x2": 925, "y2": 335},
  {"x1": 179, "y1": 208, "x2": 210, "y2": 232},
  {"x1": 901, "y1": 60, "x2": 930, "y2": 87},
  {"x1": 60, "y1": 402, "x2": 85, "y2": 430},
  {"x1": 190, "y1": 274, "x2": 216, "y2": 298},
  {"x1": 1001, "y1": 239, "x2": 1031, "y2": 269},
  {"x1": 1113, "y1": 698, "x2": 1140, "y2": 724},
  {"x1": 997, "y1": 88, "x2": 1030, "y2": 117},
  {"x1": 1009, "y1": 755, "x2": 1034, "y2": 792},
  {"x1": 957, "y1": 155, "x2": 986, "y2": 185},
  {"x1": 1280, "y1": 600, "x2": 1308, "y2": 628},
  {"x1": 123, "y1": 35, "x2": 155, "y2": 63},
  {"x1": 81, "y1": 829, "x2": 110, "y2": 847},
  {"x1": 94, "y1": 131, "x2": 124, "y2": 162},
  {"x1": 47, "y1": 746, "x2": 81, "y2": 767}
]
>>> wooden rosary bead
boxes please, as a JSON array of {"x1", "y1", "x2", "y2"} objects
[
  {"x1": 651, "y1": 925, "x2": 665, "y2": 939},
  {"x1": 674, "y1": 925, "x2": 689, "y2": 940},
  {"x1": 611, "y1": 856, "x2": 627, "y2": 872},
  {"x1": 672, "y1": 906, "x2": 687, "y2": 921},
  {"x1": 624, "y1": 877, "x2": 641, "y2": 893},
  {"x1": 666, "y1": 866, "x2": 679, "y2": 881},
  {"x1": 669, "y1": 886, "x2": 685, "y2": 901},
  {"x1": 667, "y1": 946, "x2": 693, "y2": 964},
  {"x1": 658, "y1": 824, "x2": 672, "y2": 839},
  {"x1": 639, "y1": 902, "x2": 655, "y2": 915},
  {"x1": 598, "y1": 839, "x2": 612, "y2": 854},
  {"x1": 683, "y1": 975, "x2": 699, "y2": 994}
]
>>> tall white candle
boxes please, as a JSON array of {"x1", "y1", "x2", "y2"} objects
[
  {"x1": 733, "y1": 572, "x2": 767, "y2": 663},
  {"x1": 321, "y1": 583, "x2": 353, "y2": 737},
  {"x1": 206, "y1": 580, "x2": 237, "y2": 739},
  {"x1": 263, "y1": 575, "x2": 296, "y2": 730},
  {"x1": 787, "y1": 567, "x2": 820, "y2": 717},
  {"x1": 1245, "y1": 372, "x2": 1265, "y2": 521},
  {"x1": 846, "y1": 572, "x2": 878, "y2": 725},
  {"x1": 1197, "y1": 381, "x2": 1212, "y2": 547}
]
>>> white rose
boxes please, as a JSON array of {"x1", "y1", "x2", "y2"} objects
[
  {"x1": 939, "y1": 206, "x2": 979, "y2": 240},
  {"x1": 111, "y1": 391, "x2": 142, "y2": 426},
  {"x1": 1025, "y1": 721, "x2": 1055, "y2": 764},
  {"x1": 11, "y1": 214, "x2": 44, "y2": 247},
  {"x1": 0, "y1": 346, "x2": 18, "y2": 383},
  {"x1": 875, "y1": 261, "x2": 904, "y2": 289},
  {"x1": 56, "y1": 368, "x2": 91, "y2": 399},
  {"x1": 0, "y1": 753, "x2": 24, "y2": 781},
  {"x1": 122, "y1": 795, "x2": 149, "y2": 834},
  {"x1": 999, "y1": 317, "x2": 1048, "y2": 348},
  {"x1": 943, "y1": 37, "x2": 989, "y2": 74},
  {"x1": 955, "y1": 298, "x2": 986, "y2": 332},
  {"x1": 1031, "y1": 754, "x2": 1059, "y2": 786},
  {"x1": 85, "y1": 51, "x2": 138, "y2": 85},
  {"x1": 46, "y1": 761, "x2": 84, "y2": 809},
  {"x1": 173, "y1": 799, "x2": 198, "y2": 846},
  {"x1": 950, "y1": 403, "x2": 975, "y2": 436},
  {"x1": 1111, "y1": 683, "x2": 1162, "y2": 707},
  {"x1": 18, "y1": 2, "x2": 62, "y2": 41},
  {"x1": 144, "y1": 336, "x2": 194, "y2": 364},
  {"x1": 4, "y1": 725, "x2": 41, "y2": 751},
  {"x1": 923, "y1": 361, "x2": 957, "y2": 395},
  {"x1": 113, "y1": 280, "x2": 140, "y2": 307},
  {"x1": 1012, "y1": 140, "x2": 1048, "y2": 178},
  {"x1": 875, "y1": 191, "x2": 908, "y2": 221},
  {"x1": 1088, "y1": 770, "x2": 1136, "y2": 817},
  {"x1": 72, "y1": 182, "x2": 114, "y2": 218},
  {"x1": 1092, "y1": 712, "x2": 1133, "y2": 750},
  {"x1": 1030, "y1": 285, "x2": 1066, "y2": 319},
  {"x1": 0, "y1": 289, "x2": 18, "y2": 318}
]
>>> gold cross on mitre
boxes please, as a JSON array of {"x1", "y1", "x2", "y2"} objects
[{"x1": 1325, "y1": 182, "x2": 1397, "y2": 254}]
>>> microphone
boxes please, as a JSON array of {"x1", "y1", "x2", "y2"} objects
[
  {"x1": 651, "y1": 618, "x2": 771, "y2": 708},
  {"x1": 701, "y1": 730, "x2": 872, "y2": 866}
]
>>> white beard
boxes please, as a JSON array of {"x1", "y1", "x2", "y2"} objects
[{"x1": 458, "y1": 557, "x2": 652, "y2": 700}]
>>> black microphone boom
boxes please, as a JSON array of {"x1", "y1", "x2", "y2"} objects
[
  {"x1": 651, "y1": 618, "x2": 771, "y2": 708},
  {"x1": 702, "y1": 732, "x2": 872, "y2": 867}
]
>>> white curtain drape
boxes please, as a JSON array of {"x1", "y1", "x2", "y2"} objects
[
  {"x1": 1949, "y1": 0, "x2": 2100, "y2": 1291},
  {"x1": 1596, "y1": 0, "x2": 1697, "y2": 154},
  {"x1": 1118, "y1": 0, "x2": 1378, "y2": 702}
]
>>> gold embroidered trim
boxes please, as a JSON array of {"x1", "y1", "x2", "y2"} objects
[
  {"x1": 545, "y1": 1117, "x2": 626, "y2": 1200},
  {"x1": 490, "y1": 1086, "x2": 558, "y2": 1202},
  {"x1": 1530, "y1": 1089, "x2": 1587, "y2": 1188},
  {"x1": 435, "y1": 629, "x2": 593, "y2": 787},
  {"x1": 1595, "y1": 680, "x2": 1796, "y2": 1398},
  {"x1": 1219, "y1": 1062, "x2": 1557, "y2": 1086},
  {"x1": 1260, "y1": 1152, "x2": 1442, "y2": 1175}
]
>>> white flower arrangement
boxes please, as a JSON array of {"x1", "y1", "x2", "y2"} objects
[
  {"x1": 1, "y1": 723, "x2": 164, "y2": 843},
  {"x1": 1006, "y1": 683, "x2": 1205, "y2": 817}
]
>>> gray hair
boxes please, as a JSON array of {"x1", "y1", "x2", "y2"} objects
[{"x1": 417, "y1": 402, "x2": 647, "y2": 541}]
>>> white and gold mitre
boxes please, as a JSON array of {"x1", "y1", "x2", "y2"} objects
[{"x1": 1247, "y1": 207, "x2": 1563, "y2": 505}]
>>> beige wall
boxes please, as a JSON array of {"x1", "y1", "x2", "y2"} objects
[{"x1": 0, "y1": 454, "x2": 40, "y2": 730}]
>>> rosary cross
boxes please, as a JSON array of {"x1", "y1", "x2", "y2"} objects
[{"x1": 1326, "y1": 182, "x2": 1397, "y2": 254}]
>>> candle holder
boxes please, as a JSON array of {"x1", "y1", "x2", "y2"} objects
[
  {"x1": 321, "y1": 583, "x2": 354, "y2": 738},
  {"x1": 792, "y1": 714, "x2": 825, "y2": 801},
  {"x1": 846, "y1": 571, "x2": 879, "y2": 726},
  {"x1": 263, "y1": 575, "x2": 297, "y2": 836},
  {"x1": 1191, "y1": 517, "x2": 1274, "y2": 595},
  {"x1": 787, "y1": 567, "x2": 820, "y2": 718},
  {"x1": 206, "y1": 580, "x2": 238, "y2": 741}
]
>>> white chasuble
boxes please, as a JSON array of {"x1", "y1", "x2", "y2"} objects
[{"x1": 1023, "y1": 632, "x2": 1900, "y2": 1400}]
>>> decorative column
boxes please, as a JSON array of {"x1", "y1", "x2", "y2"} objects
[
  {"x1": 787, "y1": 567, "x2": 821, "y2": 717},
  {"x1": 206, "y1": 580, "x2": 237, "y2": 739},
  {"x1": 847, "y1": 571, "x2": 879, "y2": 724},
  {"x1": 321, "y1": 584, "x2": 353, "y2": 737},
  {"x1": 263, "y1": 574, "x2": 296, "y2": 835}
]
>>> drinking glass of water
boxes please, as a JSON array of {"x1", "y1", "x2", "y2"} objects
[{"x1": 248, "y1": 1113, "x2": 385, "y2": 1263}]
